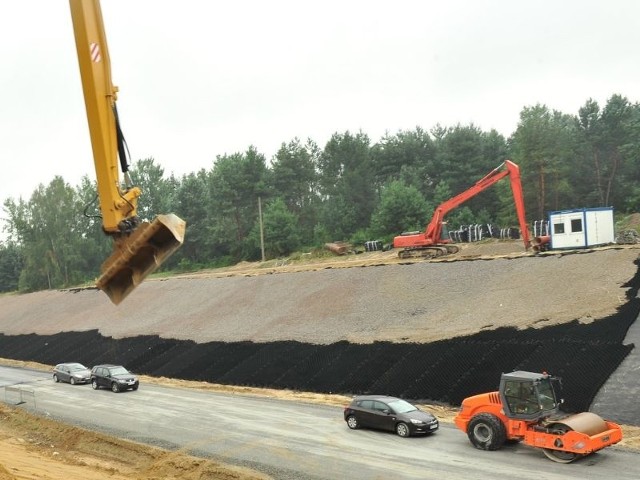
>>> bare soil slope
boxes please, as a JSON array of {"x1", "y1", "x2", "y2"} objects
[{"x1": 0, "y1": 241, "x2": 638, "y2": 344}]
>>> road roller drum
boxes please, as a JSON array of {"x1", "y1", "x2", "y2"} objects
[{"x1": 552, "y1": 412, "x2": 609, "y2": 436}]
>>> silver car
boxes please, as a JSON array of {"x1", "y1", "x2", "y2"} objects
[{"x1": 53, "y1": 362, "x2": 91, "y2": 385}]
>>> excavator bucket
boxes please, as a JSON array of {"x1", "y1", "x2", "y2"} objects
[{"x1": 96, "y1": 214, "x2": 186, "y2": 305}]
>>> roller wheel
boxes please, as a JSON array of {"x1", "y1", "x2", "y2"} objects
[
  {"x1": 542, "y1": 448, "x2": 580, "y2": 463},
  {"x1": 541, "y1": 422, "x2": 580, "y2": 463},
  {"x1": 467, "y1": 413, "x2": 506, "y2": 450}
]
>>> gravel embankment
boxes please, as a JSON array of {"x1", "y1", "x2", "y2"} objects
[{"x1": 0, "y1": 244, "x2": 637, "y2": 345}]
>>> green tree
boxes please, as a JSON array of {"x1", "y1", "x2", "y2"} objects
[
  {"x1": 370, "y1": 181, "x2": 429, "y2": 236},
  {"x1": 617, "y1": 103, "x2": 640, "y2": 212},
  {"x1": 0, "y1": 241, "x2": 23, "y2": 292},
  {"x1": 370, "y1": 127, "x2": 436, "y2": 195},
  {"x1": 432, "y1": 124, "x2": 503, "y2": 195},
  {"x1": 600, "y1": 95, "x2": 633, "y2": 207},
  {"x1": 4, "y1": 177, "x2": 89, "y2": 291},
  {"x1": 270, "y1": 138, "x2": 320, "y2": 245},
  {"x1": 209, "y1": 147, "x2": 269, "y2": 259},
  {"x1": 74, "y1": 176, "x2": 112, "y2": 276},
  {"x1": 318, "y1": 195, "x2": 358, "y2": 241},
  {"x1": 431, "y1": 124, "x2": 508, "y2": 218},
  {"x1": 318, "y1": 131, "x2": 375, "y2": 237},
  {"x1": 248, "y1": 198, "x2": 301, "y2": 259},
  {"x1": 172, "y1": 170, "x2": 212, "y2": 265},
  {"x1": 578, "y1": 95, "x2": 636, "y2": 208},
  {"x1": 511, "y1": 105, "x2": 576, "y2": 219},
  {"x1": 129, "y1": 157, "x2": 174, "y2": 222}
]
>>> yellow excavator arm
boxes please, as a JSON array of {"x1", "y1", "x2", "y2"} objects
[{"x1": 69, "y1": 0, "x2": 185, "y2": 305}]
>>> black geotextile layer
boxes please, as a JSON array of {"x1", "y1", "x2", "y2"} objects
[
  {"x1": 1, "y1": 259, "x2": 639, "y2": 413},
  {"x1": 0, "y1": 320, "x2": 634, "y2": 413}
]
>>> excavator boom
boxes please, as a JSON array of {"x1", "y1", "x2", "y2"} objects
[{"x1": 69, "y1": 0, "x2": 185, "y2": 304}]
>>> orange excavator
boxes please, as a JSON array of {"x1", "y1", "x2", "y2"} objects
[
  {"x1": 393, "y1": 160, "x2": 531, "y2": 258},
  {"x1": 454, "y1": 371, "x2": 622, "y2": 463},
  {"x1": 69, "y1": 0, "x2": 185, "y2": 304}
]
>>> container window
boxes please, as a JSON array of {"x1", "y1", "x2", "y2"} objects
[
  {"x1": 553, "y1": 223, "x2": 565, "y2": 234},
  {"x1": 571, "y1": 218, "x2": 583, "y2": 233}
]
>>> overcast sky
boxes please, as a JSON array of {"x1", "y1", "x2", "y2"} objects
[{"x1": 1, "y1": 0, "x2": 640, "y2": 209}]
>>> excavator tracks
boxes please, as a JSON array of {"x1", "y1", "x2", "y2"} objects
[{"x1": 398, "y1": 244, "x2": 460, "y2": 259}]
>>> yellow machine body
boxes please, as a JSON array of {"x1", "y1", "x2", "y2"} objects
[{"x1": 69, "y1": 0, "x2": 185, "y2": 304}]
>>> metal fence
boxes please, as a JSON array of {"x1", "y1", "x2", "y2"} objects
[
  {"x1": 448, "y1": 224, "x2": 521, "y2": 243},
  {"x1": 3, "y1": 385, "x2": 37, "y2": 409}
]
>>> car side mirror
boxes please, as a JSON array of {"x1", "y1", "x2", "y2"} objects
[{"x1": 382, "y1": 409, "x2": 390, "y2": 414}]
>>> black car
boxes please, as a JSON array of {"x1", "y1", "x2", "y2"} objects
[
  {"x1": 52, "y1": 362, "x2": 91, "y2": 385},
  {"x1": 90, "y1": 364, "x2": 139, "y2": 392},
  {"x1": 343, "y1": 395, "x2": 439, "y2": 437}
]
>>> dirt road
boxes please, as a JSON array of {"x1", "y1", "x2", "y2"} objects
[{"x1": 1, "y1": 359, "x2": 640, "y2": 480}]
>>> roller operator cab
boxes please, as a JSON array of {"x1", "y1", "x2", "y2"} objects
[{"x1": 454, "y1": 371, "x2": 622, "y2": 463}]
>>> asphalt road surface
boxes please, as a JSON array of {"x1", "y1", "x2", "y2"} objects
[{"x1": 1, "y1": 365, "x2": 638, "y2": 480}]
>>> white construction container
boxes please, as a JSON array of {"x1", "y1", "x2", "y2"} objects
[{"x1": 549, "y1": 207, "x2": 614, "y2": 249}]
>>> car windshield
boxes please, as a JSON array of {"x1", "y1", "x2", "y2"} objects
[
  {"x1": 387, "y1": 399, "x2": 417, "y2": 414},
  {"x1": 68, "y1": 364, "x2": 87, "y2": 371},
  {"x1": 109, "y1": 367, "x2": 130, "y2": 375}
]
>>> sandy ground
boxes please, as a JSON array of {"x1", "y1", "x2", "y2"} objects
[
  {"x1": 1, "y1": 358, "x2": 639, "y2": 480},
  {"x1": 0, "y1": 403, "x2": 270, "y2": 480}
]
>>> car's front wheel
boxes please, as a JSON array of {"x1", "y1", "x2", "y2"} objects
[
  {"x1": 346, "y1": 415, "x2": 359, "y2": 429},
  {"x1": 70, "y1": 377, "x2": 76, "y2": 385},
  {"x1": 53, "y1": 374, "x2": 59, "y2": 383},
  {"x1": 111, "y1": 382, "x2": 120, "y2": 393},
  {"x1": 396, "y1": 422, "x2": 410, "y2": 437},
  {"x1": 91, "y1": 379, "x2": 99, "y2": 390}
]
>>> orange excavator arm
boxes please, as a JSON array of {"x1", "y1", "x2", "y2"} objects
[
  {"x1": 394, "y1": 160, "x2": 531, "y2": 252},
  {"x1": 425, "y1": 160, "x2": 530, "y2": 248},
  {"x1": 69, "y1": 0, "x2": 186, "y2": 304}
]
